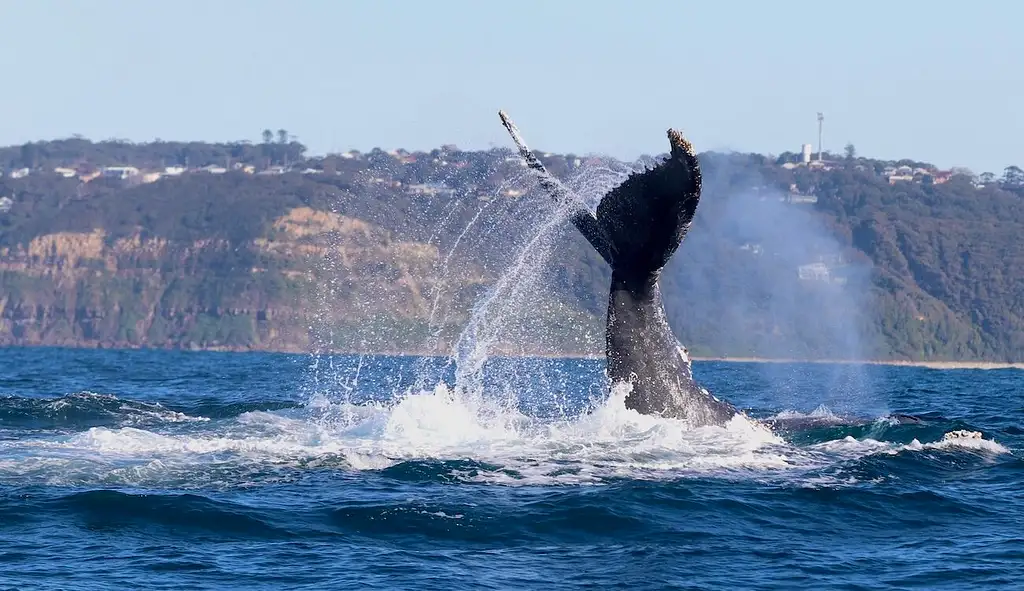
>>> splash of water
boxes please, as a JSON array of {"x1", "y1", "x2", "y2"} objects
[
  {"x1": 0, "y1": 383, "x2": 1007, "y2": 490},
  {"x1": 445, "y1": 157, "x2": 635, "y2": 407}
]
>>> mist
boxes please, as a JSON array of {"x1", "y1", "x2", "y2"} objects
[{"x1": 662, "y1": 152, "x2": 884, "y2": 416}]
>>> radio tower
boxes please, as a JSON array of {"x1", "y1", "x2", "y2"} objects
[{"x1": 817, "y1": 112, "x2": 824, "y2": 161}]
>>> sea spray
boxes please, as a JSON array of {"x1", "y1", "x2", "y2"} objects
[
  {"x1": 444, "y1": 156, "x2": 633, "y2": 410},
  {"x1": 663, "y1": 153, "x2": 882, "y2": 417}
]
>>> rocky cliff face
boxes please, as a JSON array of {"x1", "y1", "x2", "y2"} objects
[{"x1": 0, "y1": 207, "x2": 490, "y2": 353}]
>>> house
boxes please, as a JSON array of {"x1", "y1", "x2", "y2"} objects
[
  {"x1": 102, "y1": 166, "x2": 140, "y2": 179},
  {"x1": 798, "y1": 262, "x2": 831, "y2": 281},
  {"x1": 407, "y1": 182, "x2": 456, "y2": 197},
  {"x1": 141, "y1": 172, "x2": 162, "y2": 184},
  {"x1": 53, "y1": 167, "x2": 77, "y2": 178},
  {"x1": 200, "y1": 165, "x2": 227, "y2": 174},
  {"x1": 8, "y1": 168, "x2": 30, "y2": 179},
  {"x1": 808, "y1": 160, "x2": 838, "y2": 171},
  {"x1": 229, "y1": 162, "x2": 257, "y2": 174},
  {"x1": 163, "y1": 166, "x2": 186, "y2": 176},
  {"x1": 0, "y1": 196, "x2": 12, "y2": 213}
]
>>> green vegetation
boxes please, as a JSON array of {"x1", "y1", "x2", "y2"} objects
[{"x1": 1, "y1": 137, "x2": 1022, "y2": 361}]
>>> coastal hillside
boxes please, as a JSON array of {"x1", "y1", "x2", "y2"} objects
[{"x1": 1, "y1": 137, "x2": 1023, "y2": 361}]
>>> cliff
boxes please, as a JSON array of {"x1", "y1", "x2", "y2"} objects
[{"x1": 2, "y1": 140, "x2": 1024, "y2": 361}]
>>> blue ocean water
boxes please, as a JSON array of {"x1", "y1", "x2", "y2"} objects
[{"x1": 0, "y1": 347, "x2": 1021, "y2": 590}]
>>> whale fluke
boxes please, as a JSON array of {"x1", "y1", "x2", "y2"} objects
[{"x1": 498, "y1": 110, "x2": 737, "y2": 427}]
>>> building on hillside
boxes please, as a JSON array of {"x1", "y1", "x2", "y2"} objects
[
  {"x1": 0, "y1": 196, "x2": 12, "y2": 213},
  {"x1": 102, "y1": 166, "x2": 140, "y2": 179},
  {"x1": 53, "y1": 167, "x2": 78, "y2": 178},
  {"x1": 808, "y1": 160, "x2": 838, "y2": 171},
  {"x1": 407, "y1": 182, "x2": 455, "y2": 197},
  {"x1": 739, "y1": 243, "x2": 763, "y2": 255},
  {"x1": 8, "y1": 168, "x2": 30, "y2": 179},
  {"x1": 798, "y1": 262, "x2": 831, "y2": 281}
]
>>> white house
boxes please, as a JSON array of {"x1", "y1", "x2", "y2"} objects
[
  {"x1": 798, "y1": 262, "x2": 831, "y2": 281},
  {"x1": 407, "y1": 183, "x2": 455, "y2": 197},
  {"x1": 102, "y1": 166, "x2": 140, "y2": 179}
]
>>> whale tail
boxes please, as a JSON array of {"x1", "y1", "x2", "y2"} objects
[
  {"x1": 497, "y1": 110, "x2": 738, "y2": 426},
  {"x1": 498, "y1": 111, "x2": 701, "y2": 282}
]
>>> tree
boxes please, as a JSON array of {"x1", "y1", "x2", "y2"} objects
[
  {"x1": 1002, "y1": 165, "x2": 1023, "y2": 186},
  {"x1": 949, "y1": 167, "x2": 974, "y2": 180},
  {"x1": 980, "y1": 172, "x2": 997, "y2": 185},
  {"x1": 19, "y1": 143, "x2": 38, "y2": 169},
  {"x1": 277, "y1": 129, "x2": 288, "y2": 145},
  {"x1": 262, "y1": 129, "x2": 273, "y2": 144},
  {"x1": 844, "y1": 143, "x2": 856, "y2": 160}
]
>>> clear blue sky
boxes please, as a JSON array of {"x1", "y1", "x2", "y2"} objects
[{"x1": 1, "y1": 0, "x2": 1020, "y2": 174}]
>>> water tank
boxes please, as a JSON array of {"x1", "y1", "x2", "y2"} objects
[{"x1": 801, "y1": 144, "x2": 813, "y2": 163}]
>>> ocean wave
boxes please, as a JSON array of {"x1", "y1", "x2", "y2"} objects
[
  {"x1": 0, "y1": 383, "x2": 1013, "y2": 491},
  {"x1": 0, "y1": 392, "x2": 208, "y2": 431},
  {"x1": 49, "y1": 490, "x2": 294, "y2": 538}
]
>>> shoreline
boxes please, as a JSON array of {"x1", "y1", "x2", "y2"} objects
[
  {"x1": 689, "y1": 356, "x2": 1024, "y2": 370},
  {"x1": 2, "y1": 343, "x2": 1022, "y2": 369}
]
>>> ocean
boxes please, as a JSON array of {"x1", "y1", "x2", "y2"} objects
[{"x1": 0, "y1": 347, "x2": 1020, "y2": 590}]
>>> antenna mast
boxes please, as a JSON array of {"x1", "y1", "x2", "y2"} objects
[{"x1": 817, "y1": 112, "x2": 824, "y2": 161}]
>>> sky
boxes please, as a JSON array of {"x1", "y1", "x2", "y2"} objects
[{"x1": 0, "y1": 0, "x2": 1021, "y2": 174}]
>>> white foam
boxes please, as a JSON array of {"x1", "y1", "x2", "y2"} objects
[
  {"x1": 807, "y1": 429, "x2": 1011, "y2": 459},
  {"x1": 0, "y1": 384, "x2": 1009, "y2": 489},
  {"x1": 909, "y1": 430, "x2": 1010, "y2": 455}
]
